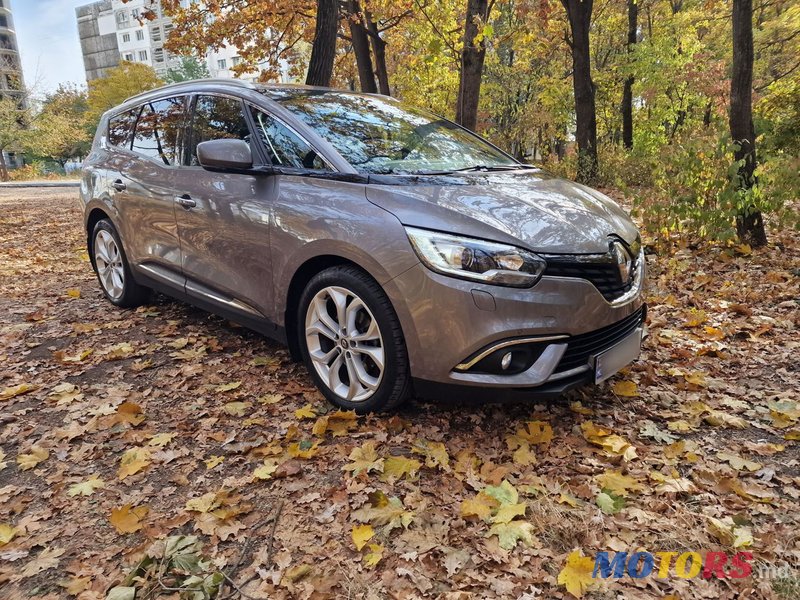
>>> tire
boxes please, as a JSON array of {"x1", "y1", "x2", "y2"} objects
[
  {"x1": 90, "y1": 219, "x2": 150, "y2": 308},
  {"x1": 298, "y1": 265, "x2": 411, "y2": 413}
]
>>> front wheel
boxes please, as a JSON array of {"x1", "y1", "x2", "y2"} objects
[
  {"x1": 298, "y1": 265, "x2": 411, "y2": 413},
  {"x1": 90, "y1": 219, "x2": 150, "y2": 308}
]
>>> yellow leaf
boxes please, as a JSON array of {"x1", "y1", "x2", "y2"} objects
[
  {"x1": 558, "y1": 493, "x2": 580, "y2": 508},
  {"x1": 57, "y1": 349, "x2": 93, "y2": 363},
  {"x1": 707, "y1": 516, "x2": 753, "y2": 548},
  {"x1": 288, "y1": 440, "x2": 320, "y2": 459},
  {"x1": 784, "y1": 429, "x2": 800, "y2": 441},
  {"x1": 515, "y1": 420, "x2": 553, "y2": 445},
  {"x1": 352, "y1": 492, "x2": 414, "y2": 533},
  {"x1": 117, "y1": 447, "x2": 151, "y2": 480},
  {"x1": 215, "y1": 381, "x2": 242, "y2": 393},
  {"x1": 223, "y1": 401, "x2": 252, "y2": 417},
  {"x1": 148, "y1": 432, "x2": 176, "y2": 447},
  {"x1": 596, "y1": 470, "x2": 643, "y2": 497},
  {"x1": 0, "y1": 523, "x2": 17, "y2": 545},
  {"x1": 667, "y1": 419, "x2": 694, "y2": 433},
  {"x1": 487, "y1": 520, "x2": 535, "y2": 549},
  {"x1": 294, "y1": 403, "x2": 317, "y2": 419},
  {"x1": 412, "y1": 439, "x2": 450, "y2": 470},
  {"x1": 380, "y1": 456, "x2": 421, "y2": 483},
  {"x1": 558, "y1": 550, "x2": 596, "y2": 597},
  {"x1": 581, "y1": 422, "x2": 637, "y2": 461},
  {"x1": 684, "y1": 371, "x2": 707, "y2": 387},
  {"x1": 363, "y1": 543, "x2": 384, "y2": 567},
  {"x1": 612, "y1": 380, "x2": 638, "y2": 397},
  {"x1": 67, "y1": 476, "x2": 105, "y2": 497},
  {"x1": 17, "y1": 446, "x2": 49, "y2": 471},
  {"x1": 185, "y1": 491, "x2": 227, "y2": 513},
  {"x1": 512, "y1": 442, "x2": 537, "y2": 466},
  {"x1": 351, "y1": 524, "x2": 374, "y2": 551},
  {"x1": 109, "y1": 504, "x2": 148, "y2": 534},
  {"x1": 491, "y1": 502, "x2": 527, "y2": 524},
  {"x1": 717, "y1": 452, "x2": 761, "y2": 472},
  {"x1": 312, "y1": 410, "x2": 359, "y2": 436},
  {"x1": 104, "y1": 342, "x2": 134, "y2": 361},
  {"x1": 460, "y1": 492, "x2": 499, "y2": 521},
  {"x1": 66, "y1": 288, "x2": 81, "y2": 298},
  {"x1": 343, "y1": 441, "x2": 384, "y2": 476},
  {"x1": 258, "y1": 393, "x2": 284, "y2": 405},
  {"x1": 704, "y1": 410, "x2": 748, "y2": 429},
  {"x1": 253, "y1": 459, "x2": 279, "y2": 480},
  {"x1": 569, "y1": 401, "x2": 594, "y2": 415},
  {"x1": 205, "y1": 455, "x2": 224, "y2": 470},
  {"x1": 0, "y1": 383, "x2": 37, "y2": 401}
]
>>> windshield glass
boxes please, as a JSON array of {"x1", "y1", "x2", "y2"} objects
[{"x1": 260, "y1": 89, "x2": 518, "y2": 174}]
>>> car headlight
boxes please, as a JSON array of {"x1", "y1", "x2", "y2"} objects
[{"x1": 405, "y1": 227, "x2": 546, "y2": 287}]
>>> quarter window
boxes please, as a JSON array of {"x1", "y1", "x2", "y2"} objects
[
  {"x1": 249, "y1": 107, "x2": 327, "y2": 170},
  {"x1": 131, "y1": 97, "x2": 186, "y2": 165},
  {"x1": 187, "y1": 96, "x2": 250, "y2": 166},
  {"x1": 108, "y1": 108, "x2": 140, "y2": 149}
]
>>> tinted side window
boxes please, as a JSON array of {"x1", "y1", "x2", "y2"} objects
[
  {"x1": 108, "y1": 108, "x2": 140, "y2": 149},
  {"x1": 249, "y1": 107, "x2": 327, "y2": 170},
  {"x1": 131, "y1": 97, "x2": 186, "y2": 165},
  {"x1": 187, "y1": 96, "x2": 250, "y2": 166}
]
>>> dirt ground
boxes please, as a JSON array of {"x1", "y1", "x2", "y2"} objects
[{"x1": 0, "y1": 186, "x2": 798, "y2": 599}]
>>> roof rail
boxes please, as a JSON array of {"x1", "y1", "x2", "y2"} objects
[{"x1": 124, "y1": 78, "x2": 257, "y2": 104}]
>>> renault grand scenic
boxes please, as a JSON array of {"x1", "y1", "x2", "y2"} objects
[{"x1": 80, "y1": 80, "x2": 646, "y2": 412}]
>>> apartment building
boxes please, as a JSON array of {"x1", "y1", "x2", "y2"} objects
[
  {"x1": 0, "y1": 0, "x2": 25, "y2": 101},
  {"x1": 76, "y1": 0, "x2": 291, "y2": 83}
]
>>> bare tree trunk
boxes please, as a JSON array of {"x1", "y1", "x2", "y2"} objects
[
  {"x1": 621, "y1": 0, "x2": 637, "y2": 150},
  {"x1": 455, "y1": 0, "x2": 490, "y2": 131},
  {"x1": 730, "y1": 0, "x2": 767, "y2": 246},
  {"x1": 347, "y1": 0, "x2": 377, "y2": 93},
  {"x1": 561, "y1": 0, "x2": 598, "y2": 183},
  {"x1": 0, "y1": 151, "x2": 8, "y2": 182},
  {"x1": 306, "y1": 0, "x2": 339, "y2": 87},
  {"x1": 364, "y1": 11, "x2": 390, "y2": 95}
]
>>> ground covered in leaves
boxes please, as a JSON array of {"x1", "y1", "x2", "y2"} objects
[{"x1": 0, "y1": 187, "x2": 798, "y2": 600}]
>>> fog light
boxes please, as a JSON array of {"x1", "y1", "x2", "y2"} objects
[{"x1": 501, "y1": 352, "x2": 513, "y2": 370}]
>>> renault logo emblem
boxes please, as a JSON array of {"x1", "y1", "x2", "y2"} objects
[{"x1": 610, "y1": 241, "x2": 632, "y2": 283}]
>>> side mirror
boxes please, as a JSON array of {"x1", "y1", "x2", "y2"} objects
[{"x1": 197, "y1": 139, "x2": 253, "y2": 172}]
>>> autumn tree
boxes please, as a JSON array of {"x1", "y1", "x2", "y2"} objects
[
  {"x1": 164, "y1": 56, "x2": 210, "y2": 84},
  {"x1": 730, "y1": 0, "x2": 766, "y2": 246},
  {"x1": 86, "y1": 62, "x2": 162, "y2": 126},
  {"x1": 560, "y1": 0, "x2": 598, "y2": 183},
  {"x1": 455, "y1": 0, "x2": 494, "y2": 131},
  {"x1": 621, "y1": 0, "x2": 637, "y2": 149},
  {"x1": 26, "y1": 84, "x2": 91, "y2": 168},
  {"x1": 0, "y1": 97, "x2": 29, "y2": 181},
  {"x1": 306, "y1": 0, "x2": 339, "y2": 86}
]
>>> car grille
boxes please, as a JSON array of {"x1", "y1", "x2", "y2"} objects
[
  {"x1": 553, "y1": 306, "x2": 645, "y2": 374},
  {"x1": 544, "y1": 259, "x2": 633, "y2": 302}
]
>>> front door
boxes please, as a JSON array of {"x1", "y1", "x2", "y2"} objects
[
  {"x1": 172, "y1": 94, "x2": 276, "y2": 322},
  {"x1": 115, "y1": 97, "x2": 187, "y2": 291}
]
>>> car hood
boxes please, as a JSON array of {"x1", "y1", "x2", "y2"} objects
[{"x1": 365, "y1": 169, "x2": 639, "y2": 254}]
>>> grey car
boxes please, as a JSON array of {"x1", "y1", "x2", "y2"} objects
[{"x1": 80, "y1": 79, "x2": 646, "y2": 412}]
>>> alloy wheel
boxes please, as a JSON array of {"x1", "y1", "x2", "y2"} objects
[
  {"x1": 94, "y1": 230, "x2": 125, "y2": 299},
  {"x1": 304, "y1": 286, "x2": 385, "y2": 402}
]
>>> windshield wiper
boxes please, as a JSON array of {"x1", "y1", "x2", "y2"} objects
[{"x1": 447, "y1": 164, "x2": 533, "y2": 173}]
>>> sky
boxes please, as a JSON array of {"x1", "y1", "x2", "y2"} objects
[{"x1": 13, "y1": 0, "x2": 90, "y2": 94}]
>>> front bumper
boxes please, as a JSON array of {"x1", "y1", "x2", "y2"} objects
[{"x1": 384, "y1": 257, "x2": 646, "y2": 389}]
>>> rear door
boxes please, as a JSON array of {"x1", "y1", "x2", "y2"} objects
[
  {"x1": 114, "y1": 96, "x2": 188, "y2": 291},
  {"x1": 171, "y1": 94, "x2": 277, "y2": 322}
]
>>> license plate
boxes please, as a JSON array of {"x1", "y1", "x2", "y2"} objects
[{"x1": 594, "y1": 327, "x2": 643, "y2": 384}]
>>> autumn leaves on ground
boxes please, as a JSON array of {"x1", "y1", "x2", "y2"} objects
[{"x1": 0, "y1": 187, "x2": 798, "y2": 600}]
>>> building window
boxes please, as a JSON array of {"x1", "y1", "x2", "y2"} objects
[
  {"x1": 136, "y1": 30, "x2": 145, "y2": 41},
  {"x1": 151, "y1": 27, "x2": 161, "y2": 42},
  {"x1": 131, "y1": 8, "x2": 140, "y2": 20},
  {"x1": 122, "y1": 33, "x2": 130, "y2": 43},
  {"x1": 139, "y1": 50, "x2": 148, "y2": 61},
  {"x1": 124, "y1": 53, "x2": 134, "y2": 62},
  {"x1": 116, "y1": 11, "x2": 128, "y2": 24},
  {"x1": 232, "y1": 56, "x2": 241, "y2": 67},
  {"x1": 217, "y1": 59, "x2": 227, "y2": 69},
  {"x1": 154, "y1": 48, "x2": 164, "y2": 63}
]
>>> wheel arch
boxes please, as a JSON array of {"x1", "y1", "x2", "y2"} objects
[{"x1": 86, "y1": 207, "x2": 112, "y2": 268}]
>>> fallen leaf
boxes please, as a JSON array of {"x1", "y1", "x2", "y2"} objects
[
  {"x1": 612, "y1": 380, "x2": 639, "y2": 397},
  {"x1": 557, "y1": 549, "x2": 595, "y2": 598},
  {"x1": 380, "y1": 456, "x2": 421, "y2": 483},
  {"x1": 67, "y1": 476, "x2": 105, "y2": 497},
  {"x1": 0, "y1": 383, "x2": 37, "y2": 401},
  {"x1": 117, "y1": 447, "x2": 151, "y2": 480},
  {"x1": 343, "y1": 441, "x2": 384, "y2": 476},
  {"x1": 17, "y1": 446, "x2": 49, "y2": 471},
  {"x1": 110, "y1": 504, "x2": 148, "y2": 534},
  {"x1": 351, "y1": 524, "x2": 374, "y2": 551},
  {"x1": 0, "y1": 523, "x2": 17, "y2": 545}
]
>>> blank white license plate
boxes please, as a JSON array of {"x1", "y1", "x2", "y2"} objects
[{"x1": 594, "y1": 327, "x2": 643, "y2": 384}]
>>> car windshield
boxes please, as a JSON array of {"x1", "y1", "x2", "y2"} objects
[{"x1": 260, "y1": 89, "x2": 518, "y2": 174}]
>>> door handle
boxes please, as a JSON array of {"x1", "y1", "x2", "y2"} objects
[
  {"x1": 112, "y1": 179, "x2": 126, "y2": 192},
  {"x1": 174, "y1": 195, "x2": 196, "y2": 209}
]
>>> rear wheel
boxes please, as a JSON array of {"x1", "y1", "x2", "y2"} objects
[
  {"x1": 91, "y1": 219, "x2": 149, "y2": 308},
  {"x1": 298, "y1": 265, "x2": 411, "y2": 413}
]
